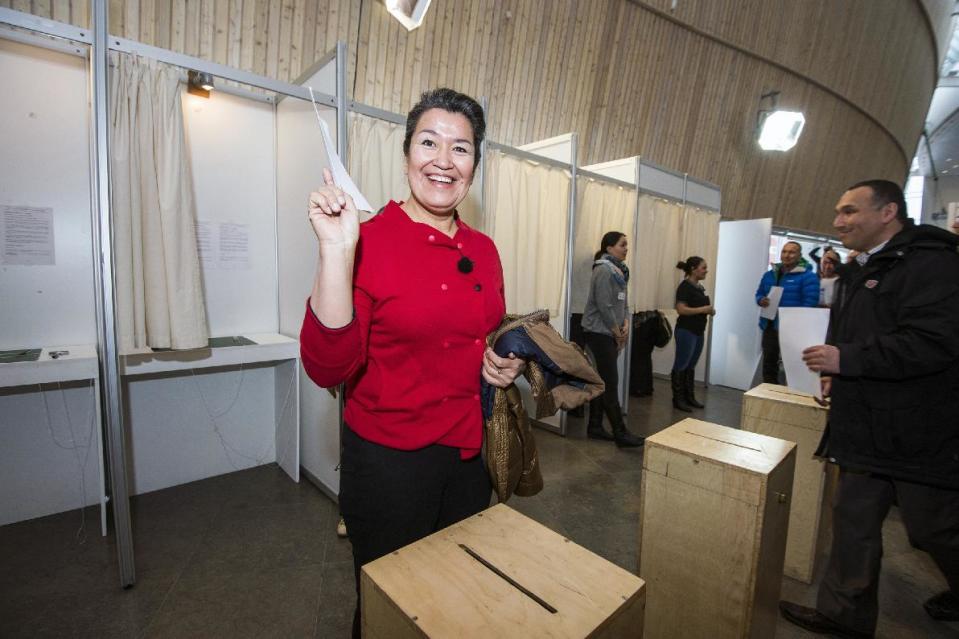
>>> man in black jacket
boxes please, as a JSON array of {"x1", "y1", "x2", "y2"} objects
[{"x1": 780, "y1": 180, "x2": 959, "y2": 638}]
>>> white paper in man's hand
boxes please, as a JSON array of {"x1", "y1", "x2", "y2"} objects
[
  {"x1": 778, "y1": 307, "x2": 830, "y2": 398},
  {"x1": 759, "y1": 286, "x2": 784, "y2": 320},
  {"x1": 308, "y1": 87, "x2": 373, "y2": 213}
]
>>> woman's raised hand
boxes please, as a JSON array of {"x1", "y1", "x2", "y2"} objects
[{"x1": 308, "y1": 168, "x2": 360, "y2": 250}]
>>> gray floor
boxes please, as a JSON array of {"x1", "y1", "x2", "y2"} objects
[{"x1": 2, "y1": 378, "x2": 957, "y2": 638}]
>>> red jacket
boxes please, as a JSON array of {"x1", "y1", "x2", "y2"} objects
[{"x1": 300, "y1": 200, "x2": 505, "y2": 458}]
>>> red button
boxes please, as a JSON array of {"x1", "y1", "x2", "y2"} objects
[
  {"x1": 474, "y1": 339, "x2": 482, "y2": 346},
  {"x1": 456, "y1": 242, "x2": 463, "y2": 249},
  {"x1": 473, "y1": 394, "x2": 480, "y2": 400},
  {"x1": 441, "y1": 283, "x2": 448, "y2": 291},
  {"x1": 443, "y1": 341, "x2": 450, "y2": 349},
  {"x1": 428, "y1": 234, "x2": 435, "y2": 242}
]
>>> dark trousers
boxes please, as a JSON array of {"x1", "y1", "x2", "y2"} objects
[
  {"x1": 584, "y1": 332, "x2": 624, "y2": 429},
  {"x1": 630, "y1": 314, "x2": 656, "y2": 395},
  {"x1": 761, "y1": 325, "x2": 781, "y2": 384},
  {"x1": 339, "y1": 426, "x2": 492, "y2": 638},
  {"x1": 817, "y1": 469, "x2": 959, "y2": 634}
]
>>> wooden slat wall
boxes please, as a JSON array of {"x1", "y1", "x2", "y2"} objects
[{"x1": 0, "y1": 0, "x2": 943, "y2": 234}]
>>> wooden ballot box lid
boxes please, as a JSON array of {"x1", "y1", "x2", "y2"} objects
[
  {"x1": 644, "y1": 419, "x2": 796, "y2": 506},
  {"x1": 743, "y1": 383, "x2": 828, "y2": 431},
  {"x1": 361, "y1": 503, "x2": 646, "y2": 638}
]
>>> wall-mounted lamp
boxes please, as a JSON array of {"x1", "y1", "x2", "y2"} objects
[
  {"x1": 757, "y1": 91, "x2": 805, "y2": 152},
  {"x1": 188, "y1": 70, "x2": 214, "y2": 98},
  {"x1": 385, "y1": 0, "x2": 432, "y2": 31}
]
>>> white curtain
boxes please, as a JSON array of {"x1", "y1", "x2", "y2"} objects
[
  {"x1": 486, "y1": 150, "x2": 570, "y2": 316},
  {"x1": 632, "y1": 195, "x2": 684, "y2": 311},
  {"x1": 110, "y1": 53, "x2": 208, "y2": 352},
  {"x1": 347, "y1": 112, "x2": 407, "y2": 221},
  {"x1": 571, "y1": 177, "x2": 636, "y2": 313},
  {"x1": 347, "y1": 111, "x2": 484, "y2": 228},
  {"x1": 679, "y1": 205, "x2": 721, "y2": 300}
]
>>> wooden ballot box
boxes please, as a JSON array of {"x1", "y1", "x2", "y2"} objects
[
  {"x1": 638, "y1": 419, "x2": 796, "y2": 639},
  {"x1": 362, "y1": 503, "x2": 646, "y2": 639},
  {"x1": 741, "y1": 383, "x2": 835, "y2": 584}
]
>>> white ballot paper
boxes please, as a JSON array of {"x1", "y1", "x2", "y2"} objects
[
  {"x1": 778, "y1": 307, "x2": 831, "y2": 399},
  {"x1": 308, "y1": 87, "x2": 372, "y2": 213},
  {"x1": 759, "y1": 285, "x2": 784, "y2": 320}
]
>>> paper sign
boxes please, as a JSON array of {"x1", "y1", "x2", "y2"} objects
[
  {"x1": 759, "y1": 285, "x2": 783, "y2": 320},
  {"x1": 778, "y1": 307, "x2": 830, "y2": 398},
  {"x1": 308, "y1": 87, "x2": 373, "y2": 213},
  {"x1": 2, "y1": 205, "x2": 55, "y2": 265}
]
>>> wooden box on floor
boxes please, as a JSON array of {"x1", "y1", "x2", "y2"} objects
[
  {"x1": 741, "y1": 383, "x2": 835, "y2": 584},
  {"x1": 638, "y1": 419, "x2": 795, "y2": 639},
  {"x1": 361, "y1": 503, "x2": 646, "y2": 639}
]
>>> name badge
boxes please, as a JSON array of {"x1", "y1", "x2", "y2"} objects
[{"x1": 617, "y1": 292, "x2": 626, "y2": 300}]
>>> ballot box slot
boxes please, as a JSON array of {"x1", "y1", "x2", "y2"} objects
[
  {"x1": 685, "y1": 430, "x2": 763, "y2": 453},
  {"x1": 458, "y1": 543, "x2": 558, "y2": 614}
]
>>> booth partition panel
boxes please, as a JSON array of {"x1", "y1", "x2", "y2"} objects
[{"x1": 0, "y1": 37, "x2": 105, "y2": 529}]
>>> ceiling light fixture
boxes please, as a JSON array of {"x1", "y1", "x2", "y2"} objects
[
  {"x1": 385, "y1": 0, "x2": 432, "y2": 31},
  {"x1": 756, "y1": 91, "x2": 805, "y2": 152},
  {"x1": 188, "y1": 70, "x2": 214, "y2": 98}
]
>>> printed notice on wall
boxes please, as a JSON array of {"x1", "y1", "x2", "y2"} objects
[
  {"x1": 1, "y1": 205, "x2": 55, "y2": 265},
  {"x1": 218, "y1": 223, "x2": 250, "y2": 270},
  {"x1": 194, "y1": 221, "x2": 251, "y2": 270}
]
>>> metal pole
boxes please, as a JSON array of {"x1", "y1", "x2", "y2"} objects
[
  {"x1": 624, "y1": 157, "x2": 643, "y2": 415},
  {"x1": 563, "y1": 134, "x2": 578, "y2": 342},
  {"x1": 479, "y1": 96, "x2": 488, "y2": 233},
  {"x1": 334, "y1": 39, "x2": 347, "y2": 498},
  {"x1": 335, "y1": 40, "x2": 348, "y2": 163},
  {"x1": 91, "y1": 0, "x2": 135, "y2": 587},
  {"x1": 558, "y1": 134, "x2": 579, "y2": 438}
]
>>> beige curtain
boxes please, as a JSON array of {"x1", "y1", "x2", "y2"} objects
[
  {"x1": 110, "y1": 53, "x2": 208, "y2": 352},
  {"x1": 347, "y1": 112, "x2": 407, "y2": 220},
  {"x1": 571, "y1": 177, "x2": 636, "y2": 313},
  {"x1": 632, "y1": 195, "x2": 683, "y2": 310},
  {"x1": 679, "y1": 205, "x2": 721, "y2": 300},
  {"x1": 346, "y1": 111, "x2": 484, "y2": 228},
  {"x1": 486, "y1": 150, "x2": 570, "y2": 315}
]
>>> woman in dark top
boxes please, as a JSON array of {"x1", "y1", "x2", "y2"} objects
[{"x1": 672, "y1": 256, "x2": 715, "y2": 411}]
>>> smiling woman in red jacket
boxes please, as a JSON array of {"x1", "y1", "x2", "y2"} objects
[{"x1": 300, "y1": 88, "x2": 523, "y2": 638}]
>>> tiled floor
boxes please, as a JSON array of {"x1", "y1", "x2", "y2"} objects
[{"x1": 1, "y1": 378, "x2": 956, "y2": 638}]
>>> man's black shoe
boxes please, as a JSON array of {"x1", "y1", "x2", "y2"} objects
[
  {"x1": 586, "y1": 426, "x2": 615, "y2": 441},
  {"x1": 778, "y1": 601, "x2": 872, "y2": 638},
  {"x1": 924, "y1": 591, "x2": 959, "y2": 621}
]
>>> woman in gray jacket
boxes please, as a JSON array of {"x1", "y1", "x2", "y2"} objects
[{"x1": 581, "y1": 232, "x2": 644, "y2": 448}]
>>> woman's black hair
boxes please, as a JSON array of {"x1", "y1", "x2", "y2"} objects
[
  {"x1": 594, "y1": 231, "x2": 625, "y2": 260},
  {"x1": 676, "y1": 256, "x2": 705, "y2": 275},
  {"x1": 403, "y1": 88, "x2": 486, "y2": 166}
]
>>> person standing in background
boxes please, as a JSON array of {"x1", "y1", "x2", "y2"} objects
[
  {"x1": 670, "y1": 257, "x2": 715, "y2": 412},
  {"x1": 581, "y1": 232, "x2": 644, "y2": 448},
  {"x1": 817, "y1": 248, "x2": 841, "y2": 308},
  {"x1": 755, "y1": 241, "x2": 819, "y2": 384}
]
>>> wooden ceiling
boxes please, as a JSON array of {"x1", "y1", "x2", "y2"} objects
[{"x1": 3, "y1": 0, "x2": 946, "y2": 233}]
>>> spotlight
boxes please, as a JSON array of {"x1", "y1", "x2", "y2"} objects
[
  {"x1": 756, "y1": 91, "x2": 805, "y2": 152},
  {"x1": 758, "y1": 111, "x2": 805, "y2": 151},
  {"x1": 385, "y1": 0, "x2": 432, "y2": 31},
  {"x1": 188, "y1": 70, "x2": 214, "y2": 98}
]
